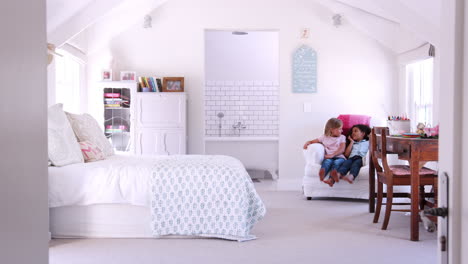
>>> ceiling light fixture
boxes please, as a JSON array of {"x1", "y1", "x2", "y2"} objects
[
  {"x1": 332, "y1": 14, "x2": 342, "y2": 27},
  {"x1": 232, "y1": 31, "x2": 248, "y2": 35}
]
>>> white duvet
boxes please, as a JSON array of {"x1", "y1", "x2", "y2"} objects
[{"x1": 48, "y1": 154, "x2": 155, "y2": 207}]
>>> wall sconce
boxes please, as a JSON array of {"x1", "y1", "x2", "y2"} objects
[{"x1": 143, "y1": 15, "x2": 152, "y2": 29}]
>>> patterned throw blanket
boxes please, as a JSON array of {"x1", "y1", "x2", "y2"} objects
[{"x1": 150, "y1": 155, "x2": 266, "y2": 241}]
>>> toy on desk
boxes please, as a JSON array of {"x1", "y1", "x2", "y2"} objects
[{"x1": 416, "y1": 123, "x2": 425, "y2": 135}]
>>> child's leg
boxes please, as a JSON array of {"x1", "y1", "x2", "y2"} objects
[
  {"x1": 320, "y1": 159, "x2": 333, "y2": 181},
  {"x1": 336, "y1": 159, "x2": 353, "y2": 178},
  {"x1": 330, "y1": 158, "x2": 345, "y2": 182},
  {"x1": 348, "y1": 157, "x2": 363, "y2": 179}
]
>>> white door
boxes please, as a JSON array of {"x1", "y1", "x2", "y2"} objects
[{"x1": 439, "y1": 1, "x2": 466, "y2": 263}]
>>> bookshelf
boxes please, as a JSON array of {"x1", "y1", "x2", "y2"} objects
[{"x1": 100, "y1": 81, "x2": 137, "y2": 152}]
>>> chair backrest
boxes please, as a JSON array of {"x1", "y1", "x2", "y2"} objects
[
  {"x1": 337, "y1": 114, "x2": 371, "y2": 136},
  {"x1": 370, "y1": 127, "x2": 391, "y2": 174}
]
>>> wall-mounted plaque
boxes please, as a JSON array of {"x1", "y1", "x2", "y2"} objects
[{"x1": 292, "y1": 45, "x2": 317, "y2": 93}]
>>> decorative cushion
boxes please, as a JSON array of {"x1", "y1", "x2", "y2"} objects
[
  {"x1": 48, "y1": 104, "x2": 84, "y2": 166},
  {"x1": 337, "y1": 114, "x2": 371, "y2": 136},
  {"x1": 389, "y1": 165, "x2": 437, "y2": 176},
  {"x1": 79, "y1": 141, "x2": 105, "y2": 162},
  {"x1": 66, "y1": 112, "x2": 115, "y2": 157}
]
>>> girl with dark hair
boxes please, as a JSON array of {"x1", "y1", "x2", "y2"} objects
[{"x1": 331, "y1": 124, "x2": 371, "y2": 184}]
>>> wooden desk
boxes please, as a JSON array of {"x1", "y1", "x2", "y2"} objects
[{"x1": 368, "y1": 136, "x2": 438, "y2": 241}]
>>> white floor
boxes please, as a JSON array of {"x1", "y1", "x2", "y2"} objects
[{"x1": 49, "y1": 180, "x2": 437, "y2": 264}]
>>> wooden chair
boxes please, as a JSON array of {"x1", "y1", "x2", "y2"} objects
[{"x1": 370, "y1": 127, "x2": 438, "y2": 230}]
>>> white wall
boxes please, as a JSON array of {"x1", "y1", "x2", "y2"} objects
[
  {"x1": 86, "y1": 0, "x2": 397, "y2": 189},
  {"x1": 0, "y1": 1, "x2": 49, "y2": 263}
]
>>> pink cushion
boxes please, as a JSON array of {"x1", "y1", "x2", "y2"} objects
[
  {"x1": 79, "y1": 141, "x2": 105, "y2": 162},
  {"x1": 389, "y1": 165, "x2": 437, "y2": 176},
  {"x1": 337, "y1": 114, "x2": 371, "y2": 136}
]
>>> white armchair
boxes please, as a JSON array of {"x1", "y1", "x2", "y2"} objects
[{"x1": 303, "y1": 143, "x2": 370, "y2": 200}]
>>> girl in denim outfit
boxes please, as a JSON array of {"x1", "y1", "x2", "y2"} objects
[
  {"x1": 333, "y1": 124, "x2": 371, "y2": 184},
  {"x1": 303, "y1": 118, "x2": 346, "y2": 187}
]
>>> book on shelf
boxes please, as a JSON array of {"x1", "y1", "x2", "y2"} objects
[
  {"x1": 155, "y1": 78, "x2": 163, "y2": 92},
  {"x1": 104, "y1": 92, "x2": 120, "y2": 98},
  {"x1": 137, "y1": 76, "x2": 163, "y2": 92}
]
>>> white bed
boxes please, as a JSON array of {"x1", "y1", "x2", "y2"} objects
[{"x1": 49, "y1": 154, "x2": 266, "y2": 241}]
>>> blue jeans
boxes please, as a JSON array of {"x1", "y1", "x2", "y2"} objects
[
  {"x1": 336, "y1": 156, "x2": 363, "y2": 179},
  {"x1": 321, "y1": 158, "x2": 345, "y2": 176}
]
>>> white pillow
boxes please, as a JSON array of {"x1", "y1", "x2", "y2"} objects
[
  {"x1": 48, "y1": 104, "x2": 84, "y2": 166},
  {"x1": 66, "y1": 112, "x2": 115, "y2": 157}
]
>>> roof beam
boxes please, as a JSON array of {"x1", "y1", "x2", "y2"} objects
[
  {"x1": 48, "y1": 0, "x2": 126, "y2": 47},
  {"x1": 370, "y1": 0, "x2": 440, "y2": 46}
]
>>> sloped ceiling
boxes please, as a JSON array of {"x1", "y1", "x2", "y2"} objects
[{"x1": 46, "y1": 0, "x2": 441, "y2": 54}]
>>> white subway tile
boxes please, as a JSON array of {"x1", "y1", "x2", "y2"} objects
[
  {"x1": 226, "y1": 101, "x2": 235, "y2": 106},
  {"x1": 254, "y1": 81, "x2": 264, "y2": 86},
  {"x1": 264, "y1": 81, "x2": 273, "y2": 86},
  {"x1": 235, "y1": 81, "x2": 244, "y2": 86},
  {"x1": 215, "y1": 81, "x2": 224, "y2": 86},
  {"x1": 225, "y1": 81, "x2": 234, "y2": 86},
  {"x1": 245, "y1": 81, "x2": 254, "y2": 86},
  {"x1": 244, "y1": 91, "x2": 253, "y2": 96},
  {"x1": 264, "y1": 101, "x2": 273, "y2": 106},
  {"x1": 207, "y1": 120, "x2": 216, "y2": 125},
  {"x1": 263, "y1": 91, "x2": 273, "y2": 96},
  {"x1": 264, "y1": 110, "x2": 272, "y2": 115},
  {"x1": 215, "y1": 91, "x2": 225, "y2": 96},
  {"x1": 239, "y1": 106, "x2": 249, "y2": 111},
  {"x1": 207, "y1": 101, "x2": 216, "y2": 106},
  {"x1": 231, "y1": 86, "x2": 239, "y2": 91},
  {"x1": 255, "y1": 101, "x2": 264, "y2": 106},
  {"x1": 230, "y1": 106, "x2": 239, "y2": 111},
  {"x1": 250, "y1": 116, "x2": 259, "y2": 120},
  {"x1": 254, "y1": 91, "x2": 263, "y2": 96},
  {"x1": 216, "y1": 101, "x2": 225, "y2": 106},
  {"x1": 254, "y1": 130, "x2": 264, "y2": 135},
  {"x1": 264, "y1": 130, "x2": 273, "y2": 135}
]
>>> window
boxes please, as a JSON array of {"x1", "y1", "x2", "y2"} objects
[
  {"x1": 406, "y1": 58, "x2": 434, "y2": 127},
  {"x1": 55, "y1": 49, "x2": 84, "y2": 113}
]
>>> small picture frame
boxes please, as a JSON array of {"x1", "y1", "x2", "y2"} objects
[
  {"x1": 120, "y1": 71, "x2": 136, "y2": 81},
  {"x1": 102, "y1": 69, "x2": 112, "y2": 81},
  {"x1": 162, "y1": 77, "x2": 184, "y2": 92}
]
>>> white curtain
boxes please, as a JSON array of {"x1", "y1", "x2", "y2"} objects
[{"x1": 406, "y1": 58, "x2": 434, "y2": 128}]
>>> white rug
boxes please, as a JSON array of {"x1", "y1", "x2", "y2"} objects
[{"x1": 49, "y1": 188, "x2": 437, "y2": 264}]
